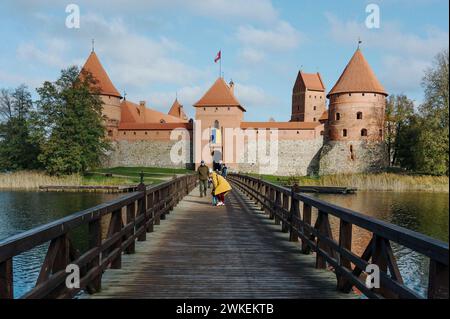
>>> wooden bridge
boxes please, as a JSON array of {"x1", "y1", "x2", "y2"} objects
[{"x1": 0, "y1": 174, "x2": 448, "y2": 299}]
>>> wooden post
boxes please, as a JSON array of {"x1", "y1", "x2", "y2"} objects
[
  {"x1": 137, "y1": 195, "x2": 147, "y2": 241},
  {"x1": 0, "y1": 258, "x2": 13, "y2": 299},
  {"x1": 269, "y1": 188, "x2": 275, "y2": 220},
  {"x1": 147, "y1": 192, "x2": 154, "y2": 233},
  {"x1": 87, "y1": 218, "x2": 102, "y2": 293},
  {"x1": 315, "y1": 210, "x2": 335, "y2": 270},
  {"x1": 337, "y1": 220, "x2": 352, "y2": 291},
  {"x1": 428, "y1": 260, "x2": 449, "y2": 299},
  {"x1": 160, "y1": 189, "x2": 166, "y2": 220},
  {"x1": 154, "y1": 190, "x2": 161, "y2": 225},
  {"x1": 274, "y1": 190, "x2": 281, "y2": 225},
  {"x1": 125, "y1": 201, "x2": 136, "y2": 254},
  {"x1": 289, "y1": 185, "x2": 300, "y2": 242},
  {"x1": 109, "y1": 209, "x2": 123, "y2": 269},
  {"x1": 301, "y1": 203, "x2": 312, "y2": 254},
  {"x1": 281, "y1": 193, "x2": 290, "y2": 233}
]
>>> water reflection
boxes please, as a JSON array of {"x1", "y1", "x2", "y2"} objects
[
  {"x1": 0, "y1": 191, "x2": 117, "y2": 298},
  {"x1": 312, "y1": 191, "x2": 449, "y2": 297}
]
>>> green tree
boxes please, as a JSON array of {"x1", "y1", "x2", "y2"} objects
[
  {"x1": 384, "y1": 94, "x2": 416, "y2": 166},
  {"x1": 36, "y1": 66, "x2": 109, "y2": 175},
  {"x1": 0, "y1": 85, "x2": 41, "y2": 170},
  {"x1": 416, "y1": 49, "x2": 449, "y2": 175}
]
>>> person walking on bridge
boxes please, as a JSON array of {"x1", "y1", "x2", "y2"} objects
[
  {"x1": 211, "y1": 169, "x2": 232, "y2": 206},
  {"x1": 197, "y1": 160, "x2": 209, "y2": 197}
]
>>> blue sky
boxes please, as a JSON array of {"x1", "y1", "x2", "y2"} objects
[{"x1": 0, "y1": 0, "x2": 448, "y2": 121}]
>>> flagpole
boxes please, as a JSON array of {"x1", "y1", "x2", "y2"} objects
[{"x1": 219, "y1": 49, "x2": 222, "y2": 78}]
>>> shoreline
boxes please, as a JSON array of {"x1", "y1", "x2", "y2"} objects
[{"x1": 1, "y1": 170, "x2": 448, "y2": 193}]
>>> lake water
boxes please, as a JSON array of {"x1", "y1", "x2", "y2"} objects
[
  {"x1": 313, "y1": 191, "x2": 449, "y2": 297},
  {"x1": 0, "y1": 191, "x2": 118, "y2": 298},
  {"x1": 0, "y1": 190, "x2": 448, "y2": 298}
]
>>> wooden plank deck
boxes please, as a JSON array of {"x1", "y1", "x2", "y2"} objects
[{"x1": 81, "y1": 186, "x2": 357, "y2": 299}]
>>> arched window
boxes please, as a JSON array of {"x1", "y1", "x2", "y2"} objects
[
  {"x1": 214, "y1": 120, "x2": 220, "y2": 129},
  {"x1": 313, "y1": 117, "x2": 316, "y2": 122},
  {"x1": 357, "y1": 112, "x2": 363, "y2": 120},
  {"x1": 160, "y1": 119, "x2": 166, "y2": 124},
  {"x1": 343, "y1": 129, "x2": 348, "y2": 137},
  {"x1": 361, "y1": 129, "x2": 368, "y2": 137},
  {"x1": 108, "y1": 130, "x2": 113, "y2": 137},
  {"x1": 379, "y1": 129, "x2": 383, "y2": 137},
  {"x1": 336, "y1": 112, "x2": 341, "y2": 121},
  {"x1": 350, "y1": 145, "x2": 355, "y2": 160},
  {"x1": 313, "y1": 106, "x2": 316, "y2": 111}
]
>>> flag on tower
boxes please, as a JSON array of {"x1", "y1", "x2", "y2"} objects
[{"x1": 214, "y1": 50, "x2": 221, "y2": 63}]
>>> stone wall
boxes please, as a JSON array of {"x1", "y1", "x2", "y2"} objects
[
  {"x1": 103, "y1": 140, "x2": 193, "y2": 169},
  {"x1": 319, "y1": 140, "x2": 388, "y2": 175},
  {"x1": 236, "y1": 137, "x2": 324, "y2": 176}
]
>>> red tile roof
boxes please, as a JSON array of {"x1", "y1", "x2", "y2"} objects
[
  {"x1": 319, "y1": 110, "x2": 328, "y2": 121},
  {"x1": 121, "y1": 100, "x2": 188, "y2": 124},
  {"x1": 295, "y1": 72, "x2": 325, "y2": 92},
  {"x1": 328, "y1": 49, "x2": 387, "y2": 97},
  {"x1": 168, "y1": 99, "x2": 188, "y2": 120},
  {"x1": 194, "y1": 78, "x2": 245, "y2": 111},
  {"x1": 80, "y1": 52, "x2": 121, "y2": 98}
]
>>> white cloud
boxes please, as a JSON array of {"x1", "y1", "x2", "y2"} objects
[
  {"x1": 147, "y1": 85, "x2": 207, "y2": 117},
  {"x1": 17, "y1": 38, "x2": 69, "y2": 68},
  {"x1": 325, "y1": 13, "x2": 449, "y2": 94},
  {"x1": 238, "y1": 48, "x2": 266, "y2": 64},
  {"x1": 237, "y1": 21, "x2": 302, "y2": 52},
  {"x1": 234, "y1": 83, "x2": 278, "y2": 109}
]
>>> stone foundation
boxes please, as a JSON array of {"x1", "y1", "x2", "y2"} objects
[
  {"x1": 103, "y1": 140, "x2": 193, "y2": 169},
  {"x1": 237, "y1": 138, "x2": 323, "y2": 176},
  {"x1": 319, "y1": 140, "x2": 388, "y2": 175}
]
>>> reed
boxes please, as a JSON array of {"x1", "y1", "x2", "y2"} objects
[
  {"x1": 0, "y1": 171, "x2": 82, "y2": 190},
  {"x1": 289, "y1": 173, "x2": 449, "y2": 192}
]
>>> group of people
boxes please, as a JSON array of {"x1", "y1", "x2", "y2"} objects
[{"x1": 197, "y1": 160, "x2": 231, "y2": 207}]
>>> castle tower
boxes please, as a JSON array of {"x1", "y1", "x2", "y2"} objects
[
  {"x1": 326, "y1": 48, "x2": 387, "y2": 141},
  {"x1": 168, "y1": 98, "x2": 189, "y2": 121},
  {"x1": 194, "y1": 78, "x2": 245, "y2": 169},
  {"x1": 80, "y1": 50, "x2": 122, "y2": 138},
  {"x1": 319, "y1": 48, "x2": 388, "y2": 174},
  {"x1": 291, "y1": 71, "x2": 326, "y2": 122}
]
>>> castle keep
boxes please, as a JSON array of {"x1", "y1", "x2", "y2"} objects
[{"x1": 81, "y1": 47, "x2": 388, "y2": 175}]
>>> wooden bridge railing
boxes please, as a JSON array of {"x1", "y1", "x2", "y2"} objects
[
  {"x1": 228, "y1": 173, "x2": 449, "y2": 299},
  {"x1": 0, "y1": 174, "x2": 197, "y2": 299}
]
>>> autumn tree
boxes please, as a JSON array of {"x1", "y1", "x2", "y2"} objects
[
  {"x1": 36, "y1": 66, "x2": 109, "y2": 175},
  {"x1": 0, "y1": 85, "x2": 41, "y2": 170}
]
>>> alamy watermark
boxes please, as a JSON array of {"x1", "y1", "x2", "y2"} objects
[
  {"x1": 366, "y1": 4, "x2": 380, "y2": 29},
  {"x1": 365, "y1": 263, "x2": 380, "y2": 289},
  {"x1": 65, "y1": 4, "x2": 80, "y2": 29}
]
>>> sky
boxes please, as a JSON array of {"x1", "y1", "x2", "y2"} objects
[{"x1": 0, "y1": 0, "x2": 448, "y2": 121}]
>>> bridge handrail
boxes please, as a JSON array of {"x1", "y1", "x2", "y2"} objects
[
  {"x1": 0, "y1": 173, "x2": 197, "y2": 299},
  {"x1": 228, "y1": 173, "x2": 449, "y2": 299}
]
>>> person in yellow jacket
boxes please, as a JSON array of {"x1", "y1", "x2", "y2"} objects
[{"x1": 210, "y1": 169, "x2": 232, "y2": 206}]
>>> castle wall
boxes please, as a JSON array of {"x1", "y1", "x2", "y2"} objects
[
  {"x1": 237, "y1": 136, "x2": 324, "y2": 176},
  {"x1": 103, "y1": 130, "x2": 193, "y2": 169},
  {"x1": 319, "y1": 140, "x2": 388, "y2": 175}
]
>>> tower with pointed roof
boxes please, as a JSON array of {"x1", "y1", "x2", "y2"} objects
[
  {"x1": 80, "y1": 50, "x2": 122, "y2": 138},
  {"x1": 193, "y1": 77, "x2": 245, "y2": 168},
  {"x1": 319, "y1": 47, "x2": 389, "y2": 174},
  {"x1": 291, "y1": 71, "x2": 326, "y2": 122},
  {"x1": 168, "y1": 98, "x2": 188, "y2": 121},
  {"x1": 326, "y1": 48, "x2": 387, "y2": 142}
]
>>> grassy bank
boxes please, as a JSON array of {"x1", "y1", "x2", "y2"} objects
[
  {"x1": 0, "y1": 167, "x2": 192, "y2": 190},
  {"x1": 252, "y1": 173, "x2": 449, "y2": 192}
]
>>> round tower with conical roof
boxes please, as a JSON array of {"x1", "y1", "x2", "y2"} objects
[
  {"x1": 326, "y1": 48, "x2": 387, "y2": 142},
  {"x1": 319, "y1": 48, "x2": 388, "y2": 174},
  {"x1": 81, "y1": 50, "x2": 122, "y2": 138}
]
